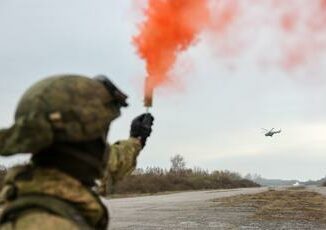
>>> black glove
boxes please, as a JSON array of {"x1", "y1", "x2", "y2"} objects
[{"x1": 130, "y1": 113, "x2": 154, "y2": 147}]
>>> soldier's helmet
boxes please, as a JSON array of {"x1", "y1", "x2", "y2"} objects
[{"x1": 0, "y1": 74, "x2": 127, "y2": 156}]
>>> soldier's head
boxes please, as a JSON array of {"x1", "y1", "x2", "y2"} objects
[{"x1": 0, "y1": 74, "x2": 128, "y2": 184}]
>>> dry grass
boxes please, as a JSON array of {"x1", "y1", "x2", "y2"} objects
[
  {"x1": 114, "y1": 168, "x2": 259, "y2": 194},
  {"x1": 286, "y1": 185, "x2": 306, "y2": 190},
  {"x1": 214, "y1": 189, "x2": 326, "y2": 223},
  {"x1": 109, "y1": 190, "x2": 181, "y2": 199}
]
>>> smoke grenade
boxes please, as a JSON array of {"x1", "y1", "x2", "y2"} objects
[{"x1": 144, "y1": 77, "x2": 153, "y2": 109}]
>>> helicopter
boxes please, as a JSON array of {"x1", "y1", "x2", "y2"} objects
[{"x1": 262, "y1": 128, "x2": 281, "y2": 137}]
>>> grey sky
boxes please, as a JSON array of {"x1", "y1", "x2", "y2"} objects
[{"x1": 0, "y1": 0, "x2": 325, "y2": 181}]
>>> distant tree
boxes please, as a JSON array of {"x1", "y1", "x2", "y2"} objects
[
  {"x1": 245, "y1": 173, "x2": 262, "y2": 182},
  {"x1": 145, "y1": 167, "x2": 165, "y2": 176},
  {"x1": 245, "y1": 173, "x2": 253, "y2": 180},
  {"x1": 132, "y1": 168, "x2": 144, "y2": 175},
  {"x1": 170, "y1": 154, "x2": 186, "y2": 172},
  {"x1": 193, "y1": 167, "x2": 209, "y2": 176}
]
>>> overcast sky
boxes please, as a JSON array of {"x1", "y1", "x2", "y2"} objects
[{"x1": 0, "y1": 0, "x2": 325, "y2": 181}]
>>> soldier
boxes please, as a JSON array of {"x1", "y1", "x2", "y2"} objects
[{"x1": 0, "y1": 74, "x2": 154, "y2": 229}]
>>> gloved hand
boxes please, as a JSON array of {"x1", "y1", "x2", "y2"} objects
[{"x1": 130, "y1": 113, "x2": 154, "y2": 147}]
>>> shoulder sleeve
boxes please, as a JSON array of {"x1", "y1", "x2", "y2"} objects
[{"x1": 107, "y1": 137, "x2": 142, "y2": 183}]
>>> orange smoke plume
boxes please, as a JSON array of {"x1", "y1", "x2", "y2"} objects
[
  {"x1": 134, "y1": 0, "x2": 326, "y2": 100},
  {"x1": 133, "y1": 0, "x2": 210, "y2": 102},
  {"x1": 206, "y1": 0, "x2": 326, "y2": 71}
]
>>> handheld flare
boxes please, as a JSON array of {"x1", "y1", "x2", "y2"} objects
[{"x1": 144, "y1": 77, "x2": 153, "y2": 109}]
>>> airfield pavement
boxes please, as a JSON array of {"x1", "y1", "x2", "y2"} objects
[{"x1": 104, "y1": 186, "x2": 326, "y2": 230}]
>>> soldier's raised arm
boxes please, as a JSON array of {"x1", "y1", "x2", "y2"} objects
[{"x1": 100, "y1": 113, "x2": 154, "y2": 195}]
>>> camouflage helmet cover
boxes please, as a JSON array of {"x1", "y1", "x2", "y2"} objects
[{"x1": 0, "y1": 74, "x2": 125, "y2": 156}]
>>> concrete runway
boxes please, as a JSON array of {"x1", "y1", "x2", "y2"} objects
[
  {"x1": 104, "y1": 187, "x2": 268, "y2": 230},
  {"x1": 104, "y1": 186, "x2": 326, "y2": 230}
]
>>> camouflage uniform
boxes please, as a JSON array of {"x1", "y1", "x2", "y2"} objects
[
  {"x1": 0, "y1": 75, "x2": 153, "y2": 229},
  {"x1": 100, "y1": 138, "x2": 142, "y2": 195}
]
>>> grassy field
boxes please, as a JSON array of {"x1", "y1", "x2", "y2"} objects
[{"x1": 213, "y1": 188, "x2": 326, "y2": 223}]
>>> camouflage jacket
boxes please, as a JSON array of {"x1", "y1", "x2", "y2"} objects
[
  {"x1": 100, "y1": 137, "x2": 142, "y2": 195},
  {"x1": 0, "y1": 138, "x2": 141, "y2": 229},
  {"x1": 0, "y1": 166, "x2": 108, "y2": 230}
]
